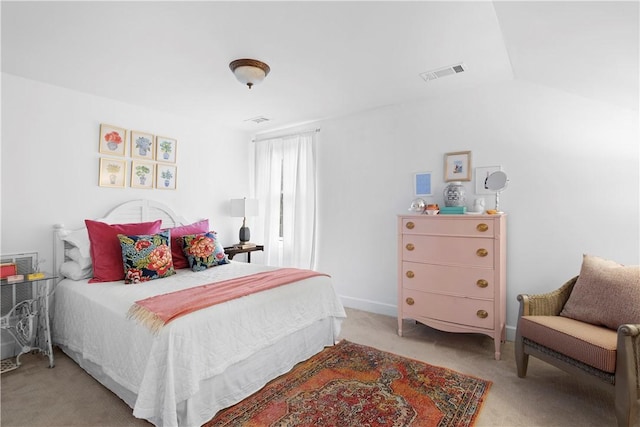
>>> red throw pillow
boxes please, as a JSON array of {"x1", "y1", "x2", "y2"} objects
[
  {"x1": 85, "y1": 219, "x2": 162, "y2": 283},
  {"x1": 165, "y1": 219, "x2": 210, "y2": 269}
]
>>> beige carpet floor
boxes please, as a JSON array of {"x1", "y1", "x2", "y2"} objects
[{"x1": 1, "y1": 307, "x2": 637, "y2": 426}]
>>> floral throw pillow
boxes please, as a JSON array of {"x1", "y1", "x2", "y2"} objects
[
  {"x1": 165, "y1": 219, "x2": 209, "y2": 269},
  {"x1": 181, "y1": 231, "x2": 229, "y2": 272},
  {"x1": 118, "y1": 230, "x2": 175, "y2": 284}
]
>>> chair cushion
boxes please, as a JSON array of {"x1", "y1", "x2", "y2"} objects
[
  {"x1": 519, "y1": 315, "x2": 617, "y2": 373},
  {"x1": 560, "y1": 254, "x2": 640, "y2": 330}
]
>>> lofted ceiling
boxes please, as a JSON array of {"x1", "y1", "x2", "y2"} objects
[{"x1": 2, "y1": 1, "x2": 638, "y2": 133}]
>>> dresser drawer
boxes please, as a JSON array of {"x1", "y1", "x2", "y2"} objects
[
  {"x1": 402, "y1": 217, "x2": 495, "y2": 237},
  {"x1": 402, "y1": 262, "x2": 494, "y2": 298},
  {"x1": 402, "y1": 235, "x2": 494, "y2": 268},
  {"x1": 402, "y1": 291, "x2": 494, "y2": 329}
]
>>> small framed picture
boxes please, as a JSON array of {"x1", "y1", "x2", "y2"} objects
[
  {"x1": 156, "y1": 164, "x2": 177, "y2": 190},
  {"x1": 131, "y1": 131, "x2": 155, "y2": 160},
  {"x1": 131, "y1": 160, "x2": 155, "y2": 189},
  {"x1": 99, "y1": 158, "x2": 126, "y2": 188},
  {"x1": 444, "y1": 151, "x2": 472, "y2": 182},
  {"x1": 99, "y1": 124, "x2": 127, "y2": 156},
  {"x1": 475, "y1": 166, "x2": 502, "y2": 194},
  {"x1": 156, "y1": 136, "x2": 177, "y2": 163},
  {"x1": 414, "y1": 172, "x2": 432, "y2": 196}
]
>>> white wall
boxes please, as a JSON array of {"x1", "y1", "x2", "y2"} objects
[
  {"x1": 1, "y1": 73, "x2": 253, "y2": 357},
  {"x1": 311, "y1": 79, "x2": 639, "y2": 340},
  {"x1": 2, "y1": 73, "x2": 638, "y2": 348},
  {"x1": 1, "y1": 73, "x2": 251, "y2": 273}
]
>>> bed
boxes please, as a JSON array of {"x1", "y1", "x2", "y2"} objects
[{"x1": 51, "y1": 199, "x2": 346, "y2": 426}]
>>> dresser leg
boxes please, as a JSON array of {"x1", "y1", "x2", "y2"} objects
[{"x1": 494, "y1": 340, "x2": 501, "y2": 360}]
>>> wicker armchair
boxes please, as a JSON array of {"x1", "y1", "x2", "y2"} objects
[{"x1": 515, "y1": 276, "x2": 640, "y2": 427}]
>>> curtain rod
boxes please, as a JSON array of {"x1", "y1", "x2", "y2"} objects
[{"x1": 252, "y1": 128, "x2": 320, "y2": 143}]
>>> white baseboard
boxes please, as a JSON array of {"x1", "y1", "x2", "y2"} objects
[
  {"x1": 339, "y1": 295, "x2": 397, "y2": 318},
  {"x1": 339, "y1": 295, "x2": 517, "y2": 342}
]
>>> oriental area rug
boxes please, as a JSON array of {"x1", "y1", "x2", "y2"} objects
[{"x1": 205, "y1": 340, "x2": 491, "y2": 427}]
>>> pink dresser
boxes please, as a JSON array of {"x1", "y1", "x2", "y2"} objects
[{"x1": 397, "y1": 214, "x2": 507, "y2": 360}]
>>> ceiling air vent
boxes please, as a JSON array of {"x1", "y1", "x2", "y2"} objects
[
  {"x1": 244, "y1": 116, "x2": 270, "y2": 124},
  {"x1": 419, "y1": 63, "x2": 467, "y2": 82}
]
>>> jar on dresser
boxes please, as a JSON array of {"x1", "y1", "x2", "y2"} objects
[{"x1": 397, "y1": 214, "x2": 507, "y2": 360}]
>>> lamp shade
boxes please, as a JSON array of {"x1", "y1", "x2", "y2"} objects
[{"x1": 230, "y1": 198, "x2": 259, "y2": 218}]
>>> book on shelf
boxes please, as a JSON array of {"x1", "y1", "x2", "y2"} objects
[
  {"x1": 234, "y1": 243, "x2": 257, "y2": 249},
  {"x1": 0, "y1": 263, "x2": 17, "y2": 279},
  {"x1": 7, "y1": 274, "x2": 25, "y2": 284}
]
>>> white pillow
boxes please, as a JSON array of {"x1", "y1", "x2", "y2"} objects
[
  {"x1": 65, "y1": 247, "x2": 92, "y2": 269},
  {"x1": 62, "y1": 228, "x2": 91, "y2": 258},
  {"x1": 59, "y1": 261, "x2": 92, "y2": 281}
]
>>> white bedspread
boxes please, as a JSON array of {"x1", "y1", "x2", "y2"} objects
[{"x1": 52, "y1": 262, "x2": 346, "y2": 426}]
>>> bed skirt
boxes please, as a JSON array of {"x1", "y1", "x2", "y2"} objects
[{"x1": 58, "y1": 316, "x2": 341, "y2": 426}]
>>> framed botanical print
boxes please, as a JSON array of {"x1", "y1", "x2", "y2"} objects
[
  {"x1": 444, "y1": 151, "x2": 472, "y2": 182},
  {"x1": 131, "y1": 131, "x2": 155, "y2": 160},
  {"x1": 156, "y1": 164, "x2": 176, "y2": 190},
  {"x1": 98, "y1": 158, "x2": 126, "y2": 188},
  {"x1": 99, "y1": 124, "x2": 127, "y2": 157},
  {"x1": 131, "y1": 160, "x2": 155, "y2": 189},
  {"x1": 155, "y1": 136, "x2": 177, "y2": 163}
]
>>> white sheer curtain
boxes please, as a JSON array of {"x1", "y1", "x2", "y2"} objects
[{"x1": 253, "y1": 131, "x2": 317, "y2": 269}]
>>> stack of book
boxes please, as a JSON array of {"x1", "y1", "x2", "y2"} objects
[
  {"x1": 234, "y1": 243, "x2": 257, "y2": 249},
  {"x1": 439, "y1": 206, "x2": 467, "y2": 215}
]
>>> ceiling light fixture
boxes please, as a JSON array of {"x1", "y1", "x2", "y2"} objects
[{"x1": 229, "y1": 58, "x2": 270, "y2": 89}]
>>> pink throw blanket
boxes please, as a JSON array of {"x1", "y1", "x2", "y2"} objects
[{"x1": 127, "y1": 268, "x2": 329, "y2": 333}]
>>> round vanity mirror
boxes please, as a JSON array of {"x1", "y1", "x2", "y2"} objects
[
  {"x1": 484, "y1": 171, "x2": 509, "y2": 212},
  {"x1": 484, "y1": 171, "x2": 508, "y2": 192}
]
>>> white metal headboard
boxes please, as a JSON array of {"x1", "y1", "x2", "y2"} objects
[
  {"x1": 53, "y1": 199, "x2": 189, "y2": 282},
  {"x1": 99, "y1": 199, "x2": 188, "y2": 228}
]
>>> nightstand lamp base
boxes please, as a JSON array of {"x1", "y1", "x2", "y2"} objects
[{"x1": 239, "y1": 224, "x2": 250, "y2": 244}]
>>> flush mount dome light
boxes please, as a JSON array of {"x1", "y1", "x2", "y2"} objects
[{"x1": 229, "y1": 58, "x2": 270, "y2": 89}]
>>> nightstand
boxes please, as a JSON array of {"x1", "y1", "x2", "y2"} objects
[
  {"x1": 224, "y1": 245, "x2": 264, "y2": 263},
  {"x1": 0, "y1": 274, "x2": 56, "y2": 373}
]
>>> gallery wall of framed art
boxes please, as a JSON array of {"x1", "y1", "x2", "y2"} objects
[{"x1": 98, "y1": 123, "x2": 177, "y2": 190}]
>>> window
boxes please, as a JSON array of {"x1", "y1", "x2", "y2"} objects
[{"x1": 253, "y1": 131, "x2": 318, "y2": 269}]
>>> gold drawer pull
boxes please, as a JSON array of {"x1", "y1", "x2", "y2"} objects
[
  {"x1": 476, "y1": 279, "x2": 488, "y2": 288},
  {"x1": 406, "y1": 221, "x2": 415, "y2": 229},
  {"x1": 406, "y1": 271, "x2": 415, "y2": 278},
  {"x1": 477, "y1": 310, "x2": 488, "y2": 319},
  {"x1": 476, "y1": 248, "x2": 488, "y2": 257},
  {"x1": 476, "y1": 223, "x2": 489, "y2": 232},
  {"x1": 406, "y1": 243, "x2": 415, "y2": 251},
  {"x1": 406, "y1": 297, "x2": 415, "y2": 306}
]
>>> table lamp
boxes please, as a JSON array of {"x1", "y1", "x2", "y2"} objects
[{"x1": 230, "y1": 198, "x2": 259, "y2": 244}]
